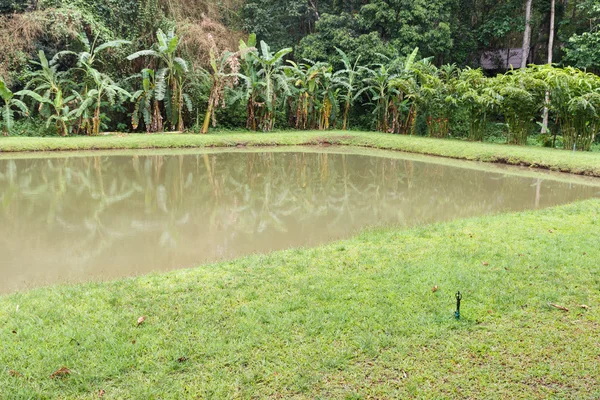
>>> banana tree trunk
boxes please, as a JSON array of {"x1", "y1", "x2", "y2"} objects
[
  {"x1": 177, "y1": 88, "x2": 184, "y2": 132},
  {"x1": 201, "y1": 103, "x2": 212, "y2": 134},
  {"x1": 342, "y1": 100, "x2": 350, "y2": 130},
  {"x1": 93, "y1": 95, "x2": 102, "y2": 136},
  {"x1": 152, "y1": 100, "x2": 163, "y2": 132}
]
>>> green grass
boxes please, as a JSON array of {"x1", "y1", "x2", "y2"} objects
[
  {"x1": 1, "y1": 199, "x2": 599, "y2": 399},
  {"x1": 1, "y1": 130, "x2": 600, "y2": 177}
]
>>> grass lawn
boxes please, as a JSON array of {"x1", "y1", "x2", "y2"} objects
[
  {"x1": 1, "y1": 199, "x2": 599, "y2": 399},
  {"x1": 1, "y1": 130, "x2": 600, "y2": 177}
]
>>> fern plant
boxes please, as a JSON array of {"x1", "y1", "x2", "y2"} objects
[
  {"x1": 490, "y1": 68, "x2": 547, "y2": 145},
  {"x1": 455, "y1": 68, "x2": 499, "y2": 141},
  {"x1": 533, "y1": 65, "x2": 600, "y2": 150}
]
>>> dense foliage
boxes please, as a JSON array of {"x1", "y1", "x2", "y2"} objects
[
  {"x1": 1, "y1": 34, "x2": 599, "y2": 150},
  {"x1": 0, "y1": 0, "x2": 599, "y2": 150}
]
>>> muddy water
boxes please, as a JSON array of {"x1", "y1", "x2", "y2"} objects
[{"x1": 0, "y1": 147, "x2": 598, "y2": 293}]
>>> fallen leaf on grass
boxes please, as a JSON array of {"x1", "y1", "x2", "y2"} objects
[
  {"x1": 549, "y1": 303, "x2": 569, "y2": 312},
  {"x1": 431, "y1": 285, "x2": 439, "y2": 293},
  {"x1": 9, "y1": 370, "x2": 22, "y2": 377},
  {"x1": 50, "y1": 367, "x2": 71, "y2": 379},
  {"x1": 482, "y1": 261, "x2": 489, "y2": 266},
  {"x1": 99, "y1": 389, "x2": 105, "y2": 397},
  {"x1": 136, "y1": 316, "x2": 146, "y2": 326},
  {"x1": 579, "y1": 304, "x2": 590, "y2": 310},
  {"x1": 548, "y1": 229, "x2": 554, "y2": 233}
]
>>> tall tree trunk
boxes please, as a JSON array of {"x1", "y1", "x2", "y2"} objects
[
  {"x1": 201, "y1": 104, "x2": 212, "y2": 134},
  {"x1": 541, "y1": 0, "x2": 555, "y2": 134},
  {"x1": 521, "y1": 0, "x2": 533, "y2": 69},
  {"x1": 342, "y1": 100, "x2": 350, "y2": 130},
  {"x1": 177, "y1": 87, "x2": 184, "y2": 132}
]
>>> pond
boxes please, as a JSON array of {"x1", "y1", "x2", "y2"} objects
[{"x1": 1, "y1": 147, "x2": 598, "y2": 293}]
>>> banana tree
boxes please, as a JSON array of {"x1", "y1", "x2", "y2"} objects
[
  {"x1": 1, "y1": 79, "x2": 27, "y2": 135},
  {"x1": 362, "y1": 48, "x2": 419, "y2": 134},
  {"x1": 283, "y1": 60, "x2": 309, "y2": 129},
  {"x1": 284, "y1": 60, "x2": 329, "y2": 130},
  {"x1": 333, "y1": 48, "x2": 362, "y2": 130},
  {"x1": 234, "y1": 34, "x2": 261, "y2": 130},
  {"x1": 131, "y1": 68, "x2": 163, "y2": 132},
  {"x1": 361, "y1": 62, "x2": 395, "y2": 132},
  {"x1": 387, "y1": 74, "x2": 419, "y2": 135},
  {"x1": 45, "y1": 91, "x2": 80, "y2": 136},
  {"x1": 316, "y1": 63, "x2": 340, "y2": 130},
  {"x1": 81, "y1": 68, "x2": 131, "y2": 135},
  {"x1": 0, "y1": 78, "x2": 47, "y2": 135},
  {"x1": 62, "y1": 34, "x2": 131, "y2": 70},
  {"x1": 128, "y1": 29, "x2": 189, "y2": 131},
  {"x1": 254, "y1": 41, "x2": 292, "y2": 131},
  {"x1": 24, "y1": 50, "x2": 77, "y2": 136},
  {"x1": 201, "y1": 49, "x2": 238, "y2": 134},
  {"x1": 56, "y1": 34, "x2": 131, "y2": 135}
]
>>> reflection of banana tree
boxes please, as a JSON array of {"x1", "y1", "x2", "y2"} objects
[{"x1": 3, "y1": 151, "x2": 590, "y2": 282}]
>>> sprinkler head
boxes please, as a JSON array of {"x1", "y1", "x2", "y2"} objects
[{"x1": 455, "y1": 291, "x2": 462, "y2": 319}]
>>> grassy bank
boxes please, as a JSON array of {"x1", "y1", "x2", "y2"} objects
[
  {"x1": 1, "y1": 199, "x2": 599, "y2": 399},
  {"x1": 1, "y1": 130, "x2": 600, "y2": 177}
]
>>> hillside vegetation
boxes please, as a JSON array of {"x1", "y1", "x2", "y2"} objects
[{"x1": 0, "y1": 0, "x2": 599, "y2": 150}]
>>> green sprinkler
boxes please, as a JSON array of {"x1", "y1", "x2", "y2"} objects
[{"x1": 455, "y1": 291, "x2": 462, "y2": 319}]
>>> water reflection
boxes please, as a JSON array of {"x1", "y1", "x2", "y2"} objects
[{"x1": 0, "y1": 150, "x2": 597, "y2": 293}]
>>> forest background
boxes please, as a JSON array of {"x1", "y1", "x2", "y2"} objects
[{"x1": 1, "y1": 0, "x2": 599, "y2": 145}]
